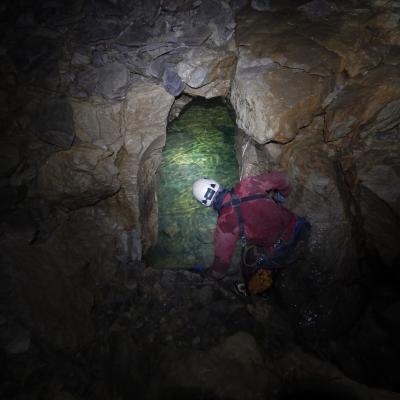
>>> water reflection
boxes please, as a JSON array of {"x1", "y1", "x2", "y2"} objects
[{"x1": 147, "y1": 98, "x2": 238, "y2": 268}]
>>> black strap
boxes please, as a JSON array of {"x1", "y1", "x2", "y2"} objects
[
  {"x1": 220, "y1": 193, "x2": 267, "y2": 210},
  {"x1": 227, "y1": 191, "x2": 268, "y2": 248},
  {"x1": 230, "y1": 192, "x2": 246, "y2": 247}
]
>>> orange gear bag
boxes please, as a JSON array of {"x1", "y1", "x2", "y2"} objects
[{"x1": 247, "y1": 268, "x2": 272, "y2": 295}]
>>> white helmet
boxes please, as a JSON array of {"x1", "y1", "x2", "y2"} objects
[{"x1": 192, "y1": 178, "x2": 221, "y2": 207}]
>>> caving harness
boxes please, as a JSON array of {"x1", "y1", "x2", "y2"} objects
[{"x1": 219, "y1": 189, "x2": 291, "y2": 296}]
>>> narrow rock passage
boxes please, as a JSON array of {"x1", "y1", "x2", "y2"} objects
[{"x1": 147, "y1": 98, "x2": 238, "y2": 268}]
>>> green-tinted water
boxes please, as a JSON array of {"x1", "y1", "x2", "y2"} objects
[{"x1": 147, "y1": 98, "x2": 238, "y2": 268}]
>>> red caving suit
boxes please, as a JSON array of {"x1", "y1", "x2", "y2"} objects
[{"x1": 209, "y1": 171, "x2": 296, "y2": 278}]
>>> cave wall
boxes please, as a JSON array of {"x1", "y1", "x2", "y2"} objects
[
  {"x1": 230, "y1": 1, "x2": 400, "y2": 337},
  {"x1": 0, "y1": 0, "x2": 399, "y2": 355},
  {"x1": 0, "y1": 0, "x2": 238, "y2": 351}
]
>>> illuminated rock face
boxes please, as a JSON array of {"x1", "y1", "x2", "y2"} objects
[
  {"x1": 230, "y1": 4, "x2": 400, "y2": 339},
  {"x1": 0, "y1": 1, "x2": 399, "y2": 384}
]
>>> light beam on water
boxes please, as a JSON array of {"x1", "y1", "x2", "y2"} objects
[{"x1": 147, "y1": 98, "x2": 238, "y2": 268}]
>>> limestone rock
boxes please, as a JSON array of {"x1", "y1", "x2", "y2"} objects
[
  {"x1": 0, "y1": 238, "x2": 94, "y2": 350},
  {"x1": 357, "y1": 139, "x2": 400, "y2": 216},
  {"x1": 37, "y1": 143, "x2": 120, "y2": 209},
  {"x1": 230, "y1": 0, "x2": 249, "y2": 13},
  {"x1": 71, "y1": 49, "x2": 91, "y2": 66},
  {"x1": 354, "y1": 126, "x2": 400, "y2": 268},
  {"x1": 251, "y1": 0, "x2": 272, "y2": 11},
  {"x1": 71, "y1": 98, "x2": 123, "y2": 146},
  {"x1": 72, "y1": 65, "x2": 99, "y2": 97},
  {"x1": 1, "y1": 322, "x2": 31, "y2": 355},
  {"x1": 71, "y1": 61, "x2": 129, "y2": 100},
  {"x1": 97, "y1": 62, "x2": 129, "y2": 100},
  {"x1": 385, "y1": 46, "x2": 400, "y2": 66},
  {"x1": 120, "y1": 78, "x2": 174, "y2": 252},
  {"x1": 149, "y1": 55, "x2": 185, "y2": 96},
  {"x1": 301, "y1": 13, "x2": 382, "y2": 77},
  {"x1": 0, "y1": 142, "x2": 20, "y2": 177},
  {"x1": 277, "y1": 131, "x2": 363, "y2": 339},
  {"x1": 162, "y1": 66, "x2": 185, "y2": 97},
  {"x1": 231, "y1": 59, "x2": 330, "y2": 143},
  {"x1": 368, "y1": 10, "x2": 400, "y2": 45},
  {"x1": 325, "y1": 65, "x2": 400, "y2": 141},
  {"x1": 168, "y1": 94, "x2": 192, "y2": 122},
  {"x1": 235, "y1": 8, "x2": 302, "y2": 37},
  {"x1": 298, "y1": 0, "x2": 338, "y2": 17},
  {"x1": 45, "y1": 196, "x2": 132, "y2": 282},
  {"x1": 35, "y1": 97, "x2": 75, "y2": 149},
  {"x1": 184, "y1": 79, "x2": 232, "y2": 98},
  {"x1": 237, "y1": 30, "x2": 341, "y2": 77},
  {"x1": 80, "y1": 20, "x2": 123, "y2": 44},
  {"x1": 158, "y1": 331, "x2": 278, "y2": 400},
  {"x1": 231, "y1": 10, "x2": 335, "y2": 143},
  {"x1": 10, "y1": 36, "x2": 61, "y2": 90},
  {"x1": 177, "y1": 47, "x2": 236, "y2": 89}
]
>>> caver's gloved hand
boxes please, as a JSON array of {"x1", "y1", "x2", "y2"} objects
[{"x1": 193, "y1": 263, "x2": 206, "y2": 274}]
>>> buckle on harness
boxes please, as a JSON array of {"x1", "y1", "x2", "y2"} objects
[
  {"x1": 231, "y1": 197, "x2": 241, "y2": 207},
  {"x1": 273, "y1": 239, "x2": 283, "y2": 248}
]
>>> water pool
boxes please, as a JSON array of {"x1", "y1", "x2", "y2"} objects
[{"x1": 147, "y1": 98, "x2": 239, "y2": 268}]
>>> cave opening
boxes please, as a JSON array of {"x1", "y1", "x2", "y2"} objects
[{"x1": 146, "y1": 97, "x2": 239, "y2": 269}]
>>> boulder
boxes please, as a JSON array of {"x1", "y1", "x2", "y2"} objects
[
  {"x1": 236, "y1": 26, "x2": 341, "y2": 77},
  {"x1": 184, "y1": 79, "x2": 232, "y2": 98},
  {"x1": 301, "y1": 12, "x2": 382, "y2": 77},
  {"x1": 37, "y1": 143, "x2": 120, "y2": 209},
  {"x1": 168, "y1": 94, "x2": 192, "y2": 122},
  {"x1": 71, "y1": 61, "x2": 129, "y2": 100},
  {"x1": 149, "y1": 55, "x2": 186, "y2": 96},
  {"x1": 71, "y1": 65, "x2": 99, "y2": 98},
  {"x1": 325, "y1": 65, "x2": 400, "y2": 141},
  {"x1": 35, "y1": 97, "x2": 75, "y2": 149},
  {"x1": 154, "y1": 331, "x2": 278, "y2": 400},
  {"x1": 71, "y1": 98, "x2": 123, "y2": 146},
  {"x1": 231, "y1": 59, "x2": 330, "y2": 143},
  {"x1": 97, "y1": 61, "x2": 129, "y2": 100},
  {"x1": 44, "y1": 196, "x2": 133, "y2": 282},
  {"x1": 231, "y1": 10, "x2": 334, "y2": 144},
  {"x1": 177, "y1": 47, "x2": 236, "y2": 89},
  {"x1": 367, "y1": 10, "x2": 400, "y2": 45}
]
